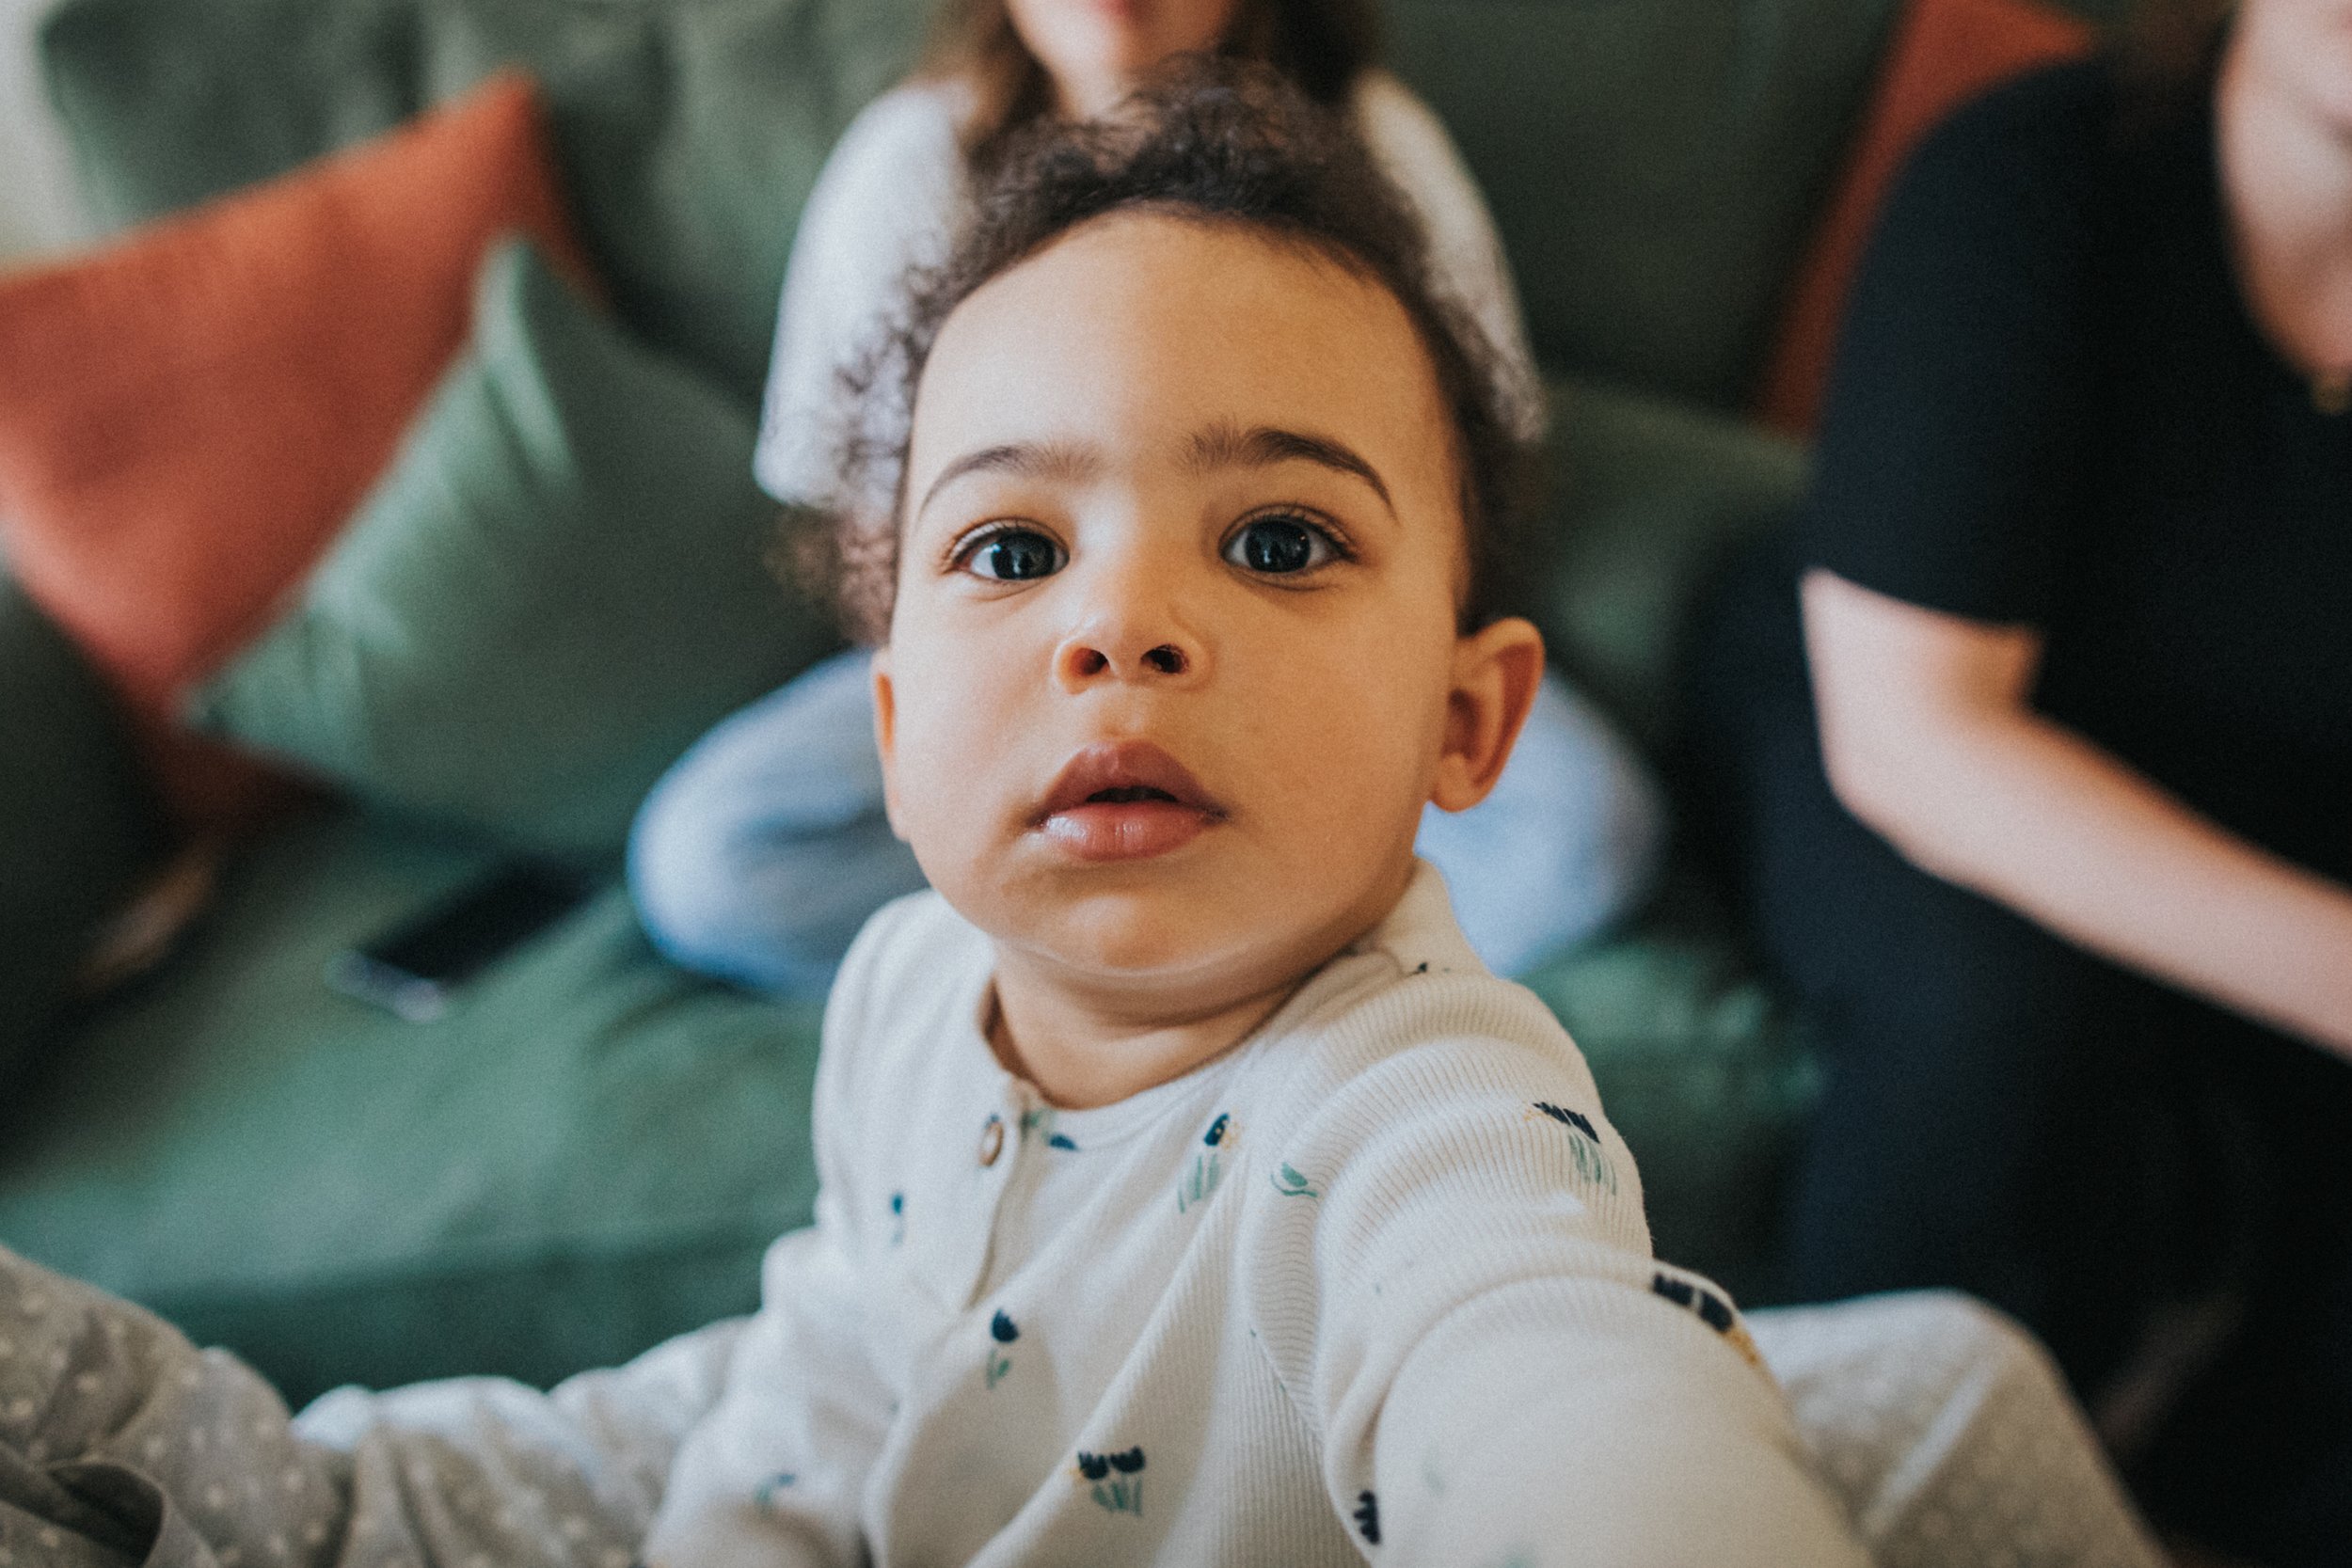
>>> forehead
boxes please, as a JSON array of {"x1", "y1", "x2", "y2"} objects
[{"x1": 906, "y1": 211, "x2": 1457, "y2": 501}]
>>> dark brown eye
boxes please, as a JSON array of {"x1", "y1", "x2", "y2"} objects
[{"x1": 1225, "y1": 515, "x2": 1336, "y2": 575}]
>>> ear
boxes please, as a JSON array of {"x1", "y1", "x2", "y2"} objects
[
  {"x1": 1429, "y1": 616, "x2": 1545, "y2": 815},
  {"x1": 870, "y1": 645, "x2": 911, "y2": 842}
]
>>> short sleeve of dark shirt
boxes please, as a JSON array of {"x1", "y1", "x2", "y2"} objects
[
  {"x1": 1800, "y1": 57, "x2": 2352, "y2": 879},
  {"x1": 1802, "y1": 62, "x2": 2109, "y2": 625}
]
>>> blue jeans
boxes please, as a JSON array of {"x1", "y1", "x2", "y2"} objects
[{"x1": 629, "y1": 649, "x2": 1662, "y2": 996}]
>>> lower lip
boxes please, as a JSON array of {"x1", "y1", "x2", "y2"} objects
[{"x1": 1040, "y1": 801, "x2": 1216, "y2": 862}]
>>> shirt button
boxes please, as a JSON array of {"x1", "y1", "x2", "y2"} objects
[{"x1": 977, "y1": 1114, "x2": 1006, "y2": 1167}]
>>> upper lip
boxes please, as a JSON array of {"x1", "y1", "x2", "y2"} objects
[{"x1": 1036, "y1": 741, "x2": 1225, "y2": 822}]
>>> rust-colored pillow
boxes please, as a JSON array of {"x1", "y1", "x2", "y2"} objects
[
  {"x1": 1753, "y1": 0, "x2": 2096, "y2": 436},
  {"x1": 0, "y1": 71, "x2": 595, "y2": 825}
]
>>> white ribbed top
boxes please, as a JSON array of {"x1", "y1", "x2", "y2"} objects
[{"x1": 641, "y1": 864, "x2": 1866, "y2": 1566}]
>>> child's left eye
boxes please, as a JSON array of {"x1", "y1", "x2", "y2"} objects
[{"x1": 1223, "y1": 514, "x2": 1342, "y2": 576}]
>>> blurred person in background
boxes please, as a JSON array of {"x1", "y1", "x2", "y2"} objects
[{"x1": 1693, "y1": 1, "x2": 2352, "y2": 1560}]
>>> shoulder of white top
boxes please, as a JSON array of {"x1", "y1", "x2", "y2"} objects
[{"x1": 827, "y1": 78, "x2": 970, "y2": 181}]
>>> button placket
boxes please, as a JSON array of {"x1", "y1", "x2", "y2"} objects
[
  {"x1": 936, "y1": 1096, "x2": 1023, "y2": 1310},
  {"x1": 910, "y1": 982, "x2": 1028, "y2": 1313}
]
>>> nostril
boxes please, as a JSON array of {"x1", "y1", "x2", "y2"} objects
[
  {"x1": 1070, "y1": 647, "x2": 1108, "y2": 677},
  {"x1": 1144, "y1": 644, "x2": 1187, "y2": 675}
]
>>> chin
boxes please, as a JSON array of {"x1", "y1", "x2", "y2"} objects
[
  {"x1": 1022, "y1": 892, "x2": 1311, "y2": 999},
  {"x1": 1042, "y1": 895, "x2": 1245, "y2": 977}
]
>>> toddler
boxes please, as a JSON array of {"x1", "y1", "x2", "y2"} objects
[
  {"x1": 0, "y1": 65, "x2": 2162, "y2": 1568},
  {"x1": 627, "y1": 0, "x2": 1663, "y2": 996}
]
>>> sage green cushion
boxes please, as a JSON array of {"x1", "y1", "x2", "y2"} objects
[
  {"x1": 1509, "y1": 377, "x2": 1820, "y2": 1294},
  {"x1": 184, "y1": 242, "x2": 834, "y2": 857},
  {"x1": 0, "y1": 569, "x2": 167, "y2": 1089},
  {"x1": 1384, "y1": 0, "x2": 1900, "y2": 404},
  {"x1": 0, "y1": 806, "x2": 822, "y2": 1405},
  {"x1": 40, "y1": 0, "x2": 931, "y2": 404},
  {"x1": 1534, "y1": 376, "x2": 1811, "y2": 752},
  {"x1": 1527, "y1": 892, "x2": 1817, "y2": 1301}
]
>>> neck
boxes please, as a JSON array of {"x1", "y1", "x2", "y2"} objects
[
  {"x1": 986, "y1": 958, "x2": 1305, "y2": 1110},
  {"x1": 984, "y1": 857, "x2": 1420, "y2": 1109},
  {"x1": 2218, "y1": 25, "x2": 2352, "y2": 382}
]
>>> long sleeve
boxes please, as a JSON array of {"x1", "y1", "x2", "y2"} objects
[
  {"x1": 637, "y1": 1220, "x2": 892, "y2": 1567},
  {"x1": 1245, "y1": 974, "x2": 1867, "y2": 1565},
  {"x1": 637, "y1": 921, "x2": 908, "y2": 1567}
]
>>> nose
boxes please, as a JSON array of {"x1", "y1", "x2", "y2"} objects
[{"x1": 1053, "y1": 554, "x2": 1208, "y2": 691}]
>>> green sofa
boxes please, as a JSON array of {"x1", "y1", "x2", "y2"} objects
[{"x1": 1, "y1": 0, "x2": 2106, "y2": 1407}]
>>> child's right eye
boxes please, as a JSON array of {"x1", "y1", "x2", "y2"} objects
[{"x1": 957, "y1": 526, "x2": 1067, "y2": 581}]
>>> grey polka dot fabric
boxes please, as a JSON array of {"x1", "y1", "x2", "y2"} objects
[
  {"x1": 0, "y1": 1247, "x2": 729, "y2": 1568},
  {"x1": 1751, "y1": 1293, "x2": 2165, "y2": 1568}
]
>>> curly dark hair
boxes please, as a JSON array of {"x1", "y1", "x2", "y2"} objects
[{"x1": 796, "y1": 56, "x2": 1538, "y2": 644}]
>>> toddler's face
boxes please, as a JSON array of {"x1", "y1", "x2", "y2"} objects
[
  {"x1": 1007, "y1": 0, "x2": 1242, "y2": 119},
  {"x1": 874, "y1": 212, "x2": 1534, "y2": 1020}
]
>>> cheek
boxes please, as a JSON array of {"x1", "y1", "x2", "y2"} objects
[
  {"x1": 1230, "y1": 605, "x2": 1454, "y2": 794},
  {"x1": 889, "y1": 638, "x2": 1003, "y2": 775},
  {"x1": 882, "y1": 595, "x2": 1062, "y2": 817}
]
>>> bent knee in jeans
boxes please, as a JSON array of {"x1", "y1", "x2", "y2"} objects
[{"x1": 629, "y1": 649, "x2": 925, "y2": 996}]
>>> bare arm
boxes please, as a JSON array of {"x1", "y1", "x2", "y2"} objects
[{"x1": 1804, "y1": 567, "x2": 2352, "y2": 1059}]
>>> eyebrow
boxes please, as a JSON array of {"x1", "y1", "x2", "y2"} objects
[
  {"x1": 1182, "y1": 420, "x2": 1394, "y2": 515},
  {"x1": 913, "y1": 422, "x2": 1396, "y2": 518},
  {"x1": 916, "y1": 440, "x2": 1102, "y2": 517}
]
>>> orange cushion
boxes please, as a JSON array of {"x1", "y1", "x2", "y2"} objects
[
  {"x1": 0, "y1": 72, "x2": 595, "y2": 825},
  {"x1": 1753, "y1": 0, "x2": 2096, "y2": 436}
]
